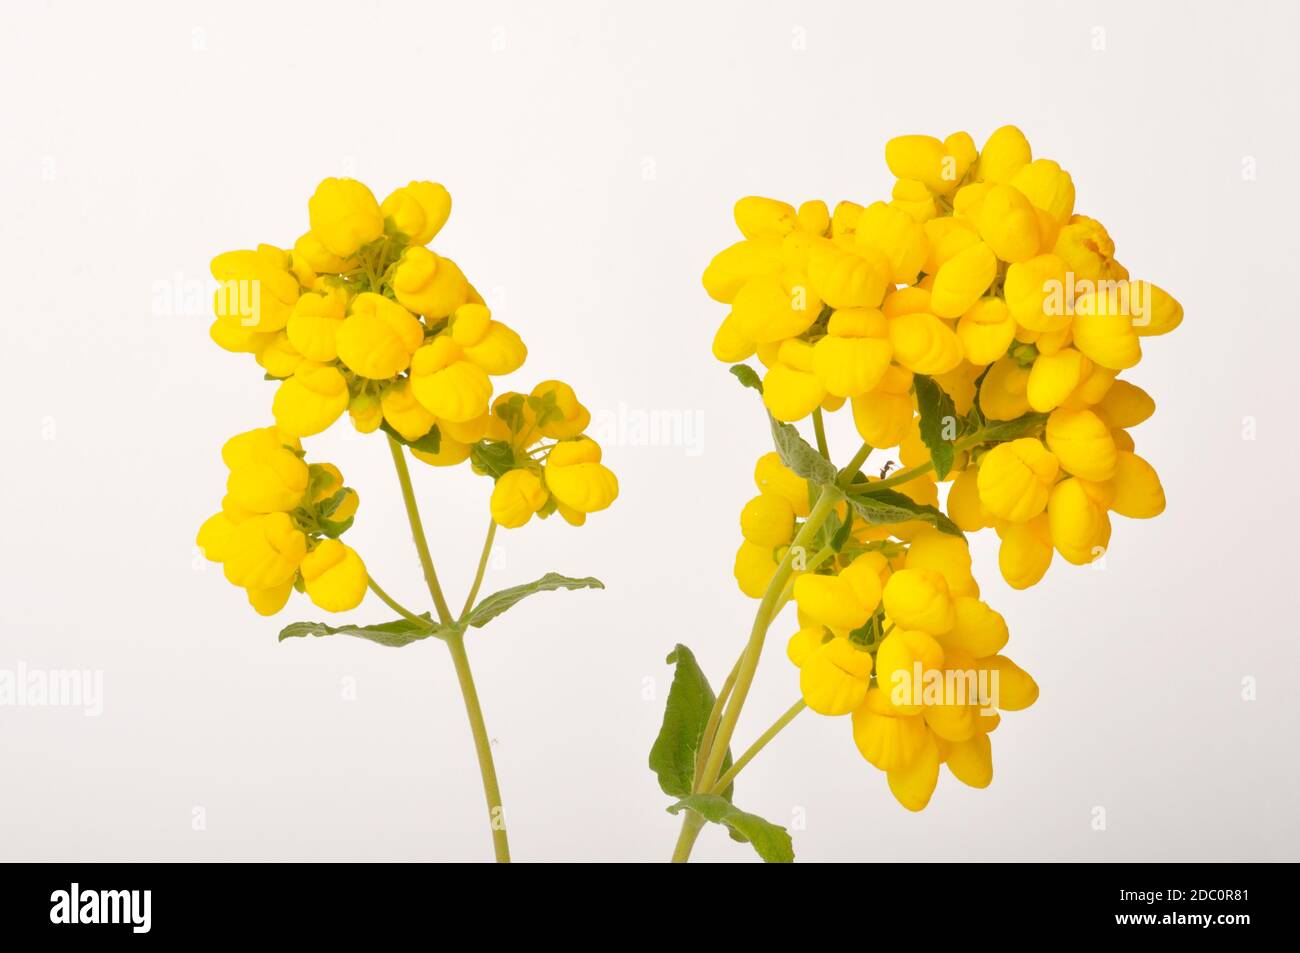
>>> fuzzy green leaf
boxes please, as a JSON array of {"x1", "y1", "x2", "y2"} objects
[
  {"x1": 649, "y1": 645, "x2": 733, "y2": 800},
  {"x1": 278, "y1": 616, "x2": 440, "y2": 648},
  {"x1": 849, "y1": 487, "x2": 964, "y2": 538},
  {"x1": 667, "y1": 794, "x2": 794, "y2": 863},
  {"x1": 769, "y1": 415, "x2": 837, "y2": 486},
  {"x1": 729, "y1": 364, "x2": 764, "y2": 393},
  {"x1": 913, "y1": 375, "x2": 957, "y2": 480},
  {"x1": 463, "y1": 573, "x2": 604, "y2": 629}
]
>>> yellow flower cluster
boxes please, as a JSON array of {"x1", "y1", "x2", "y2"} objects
[
  {"x1": 709, "y1": 125, "x2": 1182, "y2": 812},
  {"x1": 196, "y1": 426, "x2": 367, "y2": 616},
  {"x1": 203, "y1": 177, "x2": 617, "y2": 575},
  {"x1": 707, "y1": 124, "x2": 1181, "y2": 590}
]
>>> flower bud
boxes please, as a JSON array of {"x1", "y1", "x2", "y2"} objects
[
  {"x1": 956, "y1": 297, "x2": 1016, "y2": 367},
  {"x1": 851, "y1": 687, "x2": 929, "y2": 771},
  {"x1": 851, "y1": 365, "x2": 914, "y2": 449},
  {"x1": 930, "y1": 240, "x2": 996, "y2": 318},
  {"x1": 391, "y1": 246, "x2": 470, "y2": 318},
  {"x1": 734, "y1": 196, "x2": 797, "y2": 239},
  {"x1": 763, "y1": 339, "x2": 826, "y2": 421},
  {"x1": 887, "y1": 732, "x2": 941, "y2": 811},
  {"x1": 888, "y1": 311, "x2": 964, "y2": 375},
  {"x1": 380, "y1": 181, "x2": 451, "y2": 245},
  {"x1": 740, "y1": 493, "x2": 795, "y2": 549},
  {"x1": 702, "y1": 238, "x2": 783, "y2": 303},
  {"x1": 287, "y1": 287, "x2": 349, "y2": 362},
  {"x1": 1109, "y1": 451, "x2": 1165, "y2": 518},
  {"x1": 307, "y1": 178, "x2": 383, "y2": 258},
  {"x1": 1005, "y1": 254, "x2": 1070, "y2": 332},
  {"x1": 974, "y1": 184, "x2": 1040, "y2": 262},
  {"x1": 1047, "y1": 477, "x2": 1111, "y2": 564},
  {"x1": 976, "y1": 125, "x2": 1031, "y2": 184}
]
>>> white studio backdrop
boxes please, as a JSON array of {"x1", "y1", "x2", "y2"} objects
[{"x1": 1, "y1": 0, "x2": 1297, "y2": 861}]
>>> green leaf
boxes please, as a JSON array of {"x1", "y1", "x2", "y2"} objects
[
  {"x1": 469, "y1": 440, "x2": 516, "y2": 481},
  {"x1": 913, "y1": 375, "x2": 957, "y2": 480},
  {"x1": 649, "y1": 645, "x2": 734, "y2": 800},
  {"x1": 768, "y1": 415, "x2": 837, "y2": 486},
  {"x1": 729, "y1": 363, "x2": 763, "y2": 393},
  {"x1": 849, "y1": 487, "x2": 964, "y2": 537},
  {"x1": 463, "y1": 572, "x2": 604, "y2": 629},
  {"x1": 278, "y1": 615, "x2": 441, "y2": 648},
  {"x1": 977, "y1": 411, "x2": 1049, "y2": 443},
  {"x1": 667, "y1": 794, "x2": 794, "y2": 863}
]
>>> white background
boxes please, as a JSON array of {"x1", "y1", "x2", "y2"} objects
[{"x1": 2, "y1": 0, "x2": 1297, "y2": 862}]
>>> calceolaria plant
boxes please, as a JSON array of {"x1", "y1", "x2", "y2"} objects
[
  {"x1": 654, "y1": 125, "x2": 1182, "y2": 862},
  {"x1": 196, "y1": 178, "x2": 618, "y2": 862}
]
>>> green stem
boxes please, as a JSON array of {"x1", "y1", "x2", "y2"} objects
[
  {"x1": 671, "y1": 811, "x2": 706, "y2": 864},
  {"x1": 367, "y1": 578, "x2": 434, "y2": 629},
  {"x1": 812, "y1": 409, "x2": 830, "y2": 459},
  {"x1": 694, "y1": 657, "x2": 741, "y2": 789},
  {"x1": 459, "y1": 520, "x2": 498, "y2": 620},
  {"x1": 445, "y1": 630, "x2": 511, "y2": 863},
  {"x1": 850, "y1": 434, "x2": 982, "y2": 494},
  {"x1": 710, "y1": 699, "x2": 806, "y2": 795},
  {"x1": 386, "y1": 435, "x2": 454, "y2": 624},
  {"x1": 838, "y1": 442, "x2": 873, "y2": 489}
]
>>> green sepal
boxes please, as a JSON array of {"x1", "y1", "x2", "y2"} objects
[{"x1": 469, "y1": 440, "x2": 516, "y2": 481}]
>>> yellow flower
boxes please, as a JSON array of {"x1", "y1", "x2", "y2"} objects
[
  {"x1": 1109, "y1": 451, "x2": 1166, "y2": 518},
  {"x1": 246, "y1": 581, "x2": 294, "y2": 617},
  {"x1": 531, "y1": 380, "x2": 591, "y2": 439},
  {"x1": 334, "y1": 292, "x2": 425, "y2": 380},
  {"x1": 805, "y1": 238, "x2": 889, "y2": 310},
  {"x1": 811, "y1": 308, "x2": 892, "y2": 397},
  {"x1": 391, "y1": 246, "x2": 471, "y2": 318},
  {"x1": 884, "y1": 134, "x2": 951, "y2": 193},
  {"x1": 1047, "y1": 477, "x2": 1111, "y2": 565},
  {"x1": 451, "y1": 303, "x2": 527, "y2": 375},
  {"x1": 490, "y1": 469, "x2": 549, "y2": 529},
  {"x1": 852, "y1": 688, "x2": 929, "y2": 772},
  {"x1": 731, "y1": 271, "x2": 823, "y2": 343},
  {"x1": 409, "y1": 335, "x2": 493, "y2": 423},
  {"x1": 888, "y1": 310, "x2": 963, "y2": 375},
  {"x1": 754, "y1": 452, "x2": 811, "y2": 517},
  {"x1": 799, "y1": 637, "x2": 874, "y2": 716},
  {"x1": 1072, "y1": 286, "x2": 1143, "y2": 369},
  {"x1": 793, "y1": 561, "x2": 882, "y2": 634},
  {"x1": 976, "y1": 125, "x2": 1031, "y2": 184},
  {"x1": 1092, "y1": 379, "x2": 1154, "y2": 429},
  {"x1": 380, "y1": 378, "x2": 438, "y2": 442},
  {"x1": 543, "y1": 437, "x2": 618, "y2": 514},
  {"x1": 272, "y1": 362, "x2": 350, "y2": 437},
  {"x1": 292, "y1": 231, "x2": 354, "y2": 276},
  {"x1": 946, "y1": 467, "x2": 992, "y2": 531},
  {"x1": 740, "y1": 493, "x2": 795, "y2": 549},
  {"x1": 876, "y1": 628, "x2": 946, "y2": 717},
  {"x1": 300, "y1": 539, "x2": 368, "y2": 612},
  {"x1": 1004, "y1": 254, "x2": 1070, "y2": 332},
  {"x1": 903, "y1": 528, "x2": 978, "y2": 598},
  {"x1": 733, "y1": 196, "x2": 797, "y2": 239},
  {"x1": 1027, "y1": 347, "x2": 1090, "y2": 412},
  {"x1": 307, "y1": 177, "x2": 383, "y2": 258},
  {"x1": 348, "y1": 393, "x2": 383, "y2": 434},
  {"x1": 255, "y1": 332, "x2": 304, "y2": 379},
  {"x1": 734, "y1": 540, "x2": 783, "y2": 598},
  {"x1": 956, "y1": 297, "x2": 1016, "y2": 367},
  {"x1": 380, "y1": 180, "x2": 452, "y2": 245},
  {"x1": 854, "y1": 201, "x2": 929, "y2": 284},
  {"x1": 886, "y1": 731, "x2": 942, "y2": 811},
  {"x1": 939, "y1": 597, "x2": 1009, "y2": 658},
  {"x1": 1009, "y1": 159, "x2": 1076, "y2": 225},
  {"x1": 995, "y1": 514, "x2": 1053, "y2": 589},
  {"x1": 222, "y1": 512, "x2": 307, "y2": 590},
  {"x1": 222, "y1": 427, "x2": 309, "y2": 513},
  {"x1": 411, "y1": 437, "x2": 472, "y2": 468},
  {"x1": 978, "y1": 357, "x2": 1032, "y2": 421},
  {"x1": 211, "y1": 245, "x2": 300, "y2": 333},
  {"x1": 702, "y1": 238, "x2": 783, "y2": 304},
  {"x1": 286, "y1": 287, "x2": 349, "y2": 363},
  {"x1": 1045, "y1": 407, "x2": 1117, "y2": 481},
  {"x1": 973, "y1": 184, "x2": 1040, "y2": 262},
  {"x1": 762, "y1": 339, "x2": 825, "y2": 422},
  {"x1": 851, "y1": 365, "x2": 914, "y2": 449},
  {"x1": 881, "y1": 570, "x2": 955, "y2": 637},
  {"x1": 930, "y1": 240, "x2": 996, "y2": 318},
  {"x1": 976, "y1": 438, "x2": 1059, "y2": 522}
]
